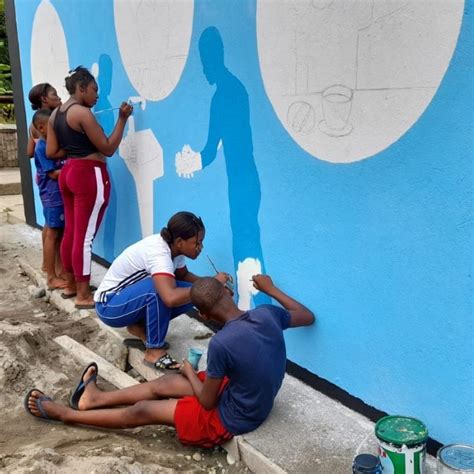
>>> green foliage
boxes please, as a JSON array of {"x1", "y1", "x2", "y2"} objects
[{"x1": 0, "y1": 0, "x2": 14, "y2": 122}]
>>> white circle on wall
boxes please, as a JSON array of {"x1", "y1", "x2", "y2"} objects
[
  {"x1": 30, "y1": 0, "x2": 69, "y2": 99},
  {"x1": 257, "y1": 0, "x2": 464, "y2": 163},
  {"x1": 114, "y1": 0, "x2": 194, "y2": 101}
]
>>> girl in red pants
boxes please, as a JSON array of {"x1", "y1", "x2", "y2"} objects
[{"x1": 47, "y1": 66, "x2": 133, "y2": 309}]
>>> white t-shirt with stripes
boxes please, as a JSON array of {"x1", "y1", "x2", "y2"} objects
[{"x1": 94, "y1": 234, "x2": 186, "y2": 302}]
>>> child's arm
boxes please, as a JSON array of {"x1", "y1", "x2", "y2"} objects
[
  {"x1": 26, "y1": 124, "x2": 37, "y2": 158},
  {"x1": 180, "y1": 360, "x2": 222, "y2": 410},
  {"x1": 47, "y1": 170, "x2": 61, "y2": 180},
  {"x1": 252, "y1": 274, "x2": 315, "y2": 327}
]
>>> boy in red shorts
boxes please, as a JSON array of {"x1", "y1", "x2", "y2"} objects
[{"x1": 24, "y1": 274, "x2": 314, "y2": 446}]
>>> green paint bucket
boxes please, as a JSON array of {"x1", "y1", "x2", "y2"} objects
[{"x1": 375, "y1": 415, "x2": 428, "y2": 474}]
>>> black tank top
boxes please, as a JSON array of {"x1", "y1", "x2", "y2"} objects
[{"x1": 53, "y1": 103, "x2": 99, "y2": 158}]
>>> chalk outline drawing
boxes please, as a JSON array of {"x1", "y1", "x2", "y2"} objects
[
  {"x1": 257, "y1": 0, "x2": 464, "y2": 163},
  {"x1": 112, "y1": 0, "x2": 194, "y2": 238},
  {"x1": 119, "y1": 98, "x2": 164, "y2": 238},
  {"x1": 113, "y1": 0, "x2": 194, "y2": 101}
]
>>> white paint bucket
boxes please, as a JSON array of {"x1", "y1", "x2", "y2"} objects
[{"x1": 437, "y1": 444, "x2": 474, "y2": 473}]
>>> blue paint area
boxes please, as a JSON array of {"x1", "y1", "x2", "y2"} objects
[{"x1": 13, "y1": 0, "x2": 473, "y2": 444}]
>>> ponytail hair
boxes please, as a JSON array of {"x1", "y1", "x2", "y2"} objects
[
  {"x1": 65, "y1": 66, "x2": 96, "y2": 95},
  {"x1": 28, "y1": 83, "x2": 53, "y2": 110},
  {"x1": 160, "y1": 212, "x2": 205, "y2": 244}
]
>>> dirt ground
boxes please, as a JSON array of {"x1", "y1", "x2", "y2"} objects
[{"x1": 0, "y1": 218, "x2": 249, "y2": 473}]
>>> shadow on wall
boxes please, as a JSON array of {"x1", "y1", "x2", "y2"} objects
[{"x1": 199, "y1": 26, "x2": 270, "y2": 309}]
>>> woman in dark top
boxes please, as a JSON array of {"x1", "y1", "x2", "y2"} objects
[{"x1": 47, "y1": 66, "x2": 133, "y2": 309}]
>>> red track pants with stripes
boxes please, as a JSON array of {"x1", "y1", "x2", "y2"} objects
[{"x1": 59, "y1": 159, "x2": 110, "y2": 282}]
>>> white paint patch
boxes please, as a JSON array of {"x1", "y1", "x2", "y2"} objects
[
  {"x1": 114, "y1": 0, "x2": 194, "y2": 101},
  {"x1": 90, "y1": 62, "x2": 99, "y2": 79},
  {"x1": 30, "y1": 0, "x2": 70, "y2": 98},
  {"x1": 119, "y1": 116, "x2": 164, "y2": 238},
  {"x1": 257, "y1": 0, "x2": 464, "y2": 163},
  {"x1": 237, "y1": 258, "x2": 262, "y2": 311},
  {"x1": 128, "y1": 96, "x2": 147, "y2": 111},
  {"x1": 175, "y1": 144, "x2": 202, "y2": 179}
]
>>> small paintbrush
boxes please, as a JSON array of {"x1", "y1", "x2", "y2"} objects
[{"x1": 207, "y1": 255, "x2": 234, "y2": 292}]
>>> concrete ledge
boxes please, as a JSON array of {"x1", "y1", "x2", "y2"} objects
[
  {"x1": 0, "y1": 168, "x2": 21, "y2": 195},
  {"x1": 54, "y1": 335, "x2": 138, "y2": 389}
]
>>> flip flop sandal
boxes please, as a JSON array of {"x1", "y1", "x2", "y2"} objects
[
  {"x1": 75, "y1": 303, "x2": 96, "y2": 310},
  {"x1": 123, "y1": 339, "x2": 169, "y2": 351},
  {"x1": 61, "y1": 292, "x2": 76, "y2": 299},
  {"x1": 24, "y1": 388, "x2": 62, "y2": 424},
  {"x1": 144, "y1": 353, "x2": 180, "y2": 371},
  {"x1": 61, "y1": 285, "x2": 98, "y2": 299},
  {"x1": 69, "y1": 362, "x2": 98, "y2": 410}
]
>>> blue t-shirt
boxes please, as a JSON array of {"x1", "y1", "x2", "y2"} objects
[
  {"x1": 206, "y1": 304, "x2": 291, "y2": 435},
  {"x1": 34, "y1": 139, "x2": 63, "y2": 208}
]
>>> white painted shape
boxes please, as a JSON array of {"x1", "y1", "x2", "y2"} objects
[
  {"x1": 128, "y1": 96, "x2": 146, "y2": 111},
  {"x1": 257, "y1": 0, "x2": 464, "y2": 163},
  {"x1": 119, "y1": 117, "x2": 164, "y2": 237},
  {"x1": 91, "y1": 62, "x2": 99, "y2": 79},
  {"x1": 114, "y1": 0, "x2": 194, "y2": 101},
  {"x1": 237, "y1": 258, "x2": 262, "y2": 311},
  {"x1": 30, "y1": 0, "x2": 70, "y2": 98},
  {"x1": 175, "y1": 144, "x2": 202, "y2": 179}
]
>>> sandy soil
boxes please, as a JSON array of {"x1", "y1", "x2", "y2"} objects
[{"x1": 0, "y1": 220, "x2": 248, "y2": 473}]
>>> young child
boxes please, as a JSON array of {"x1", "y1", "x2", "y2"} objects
[
  {"x1": 27, "y1": 83, "x2": 62, "y2": 271},
  {"x1": 32, "y1": 109, "x2": 66, "y2": 289},
  {"x1": 24, "y1": 274, "x2": 314, "y2": 447},
  {"x1": 27, "y1": 83, "x2": 62, "y2": 158}
]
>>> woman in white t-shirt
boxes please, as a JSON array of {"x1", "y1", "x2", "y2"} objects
[{"x1": 95, "y1": 211, "x2": 231, "y2": 370}]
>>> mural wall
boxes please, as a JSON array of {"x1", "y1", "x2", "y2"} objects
[{"x1": 13, "y1": 0, "x2": 473, "y2": 445}]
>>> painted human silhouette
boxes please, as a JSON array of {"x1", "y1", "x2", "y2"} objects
[{"x1": 175, "y1": 26, "x2": 270, "y2": 309}]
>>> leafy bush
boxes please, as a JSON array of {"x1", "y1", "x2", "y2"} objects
[{"x1": 0, "y1": 0, "x2": 14, "y2": 123}]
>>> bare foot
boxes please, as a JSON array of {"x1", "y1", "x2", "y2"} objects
[
  {"x1": 27, "y1": 390, "x2": 67, "y2": 422},
  {"x1": 47, "y1": 276, "x2": 67, "y2": 290},
  {"x1": 77, "y1": 366, "x2": 101, "y2": 410}
]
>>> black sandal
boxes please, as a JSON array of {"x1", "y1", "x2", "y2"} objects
[
  {"x1": 123, "y1": 339, "x2": 169, "y2": 351},
  {"x1": 144, "y1": 353, "x2": 180, "y2": 371}
]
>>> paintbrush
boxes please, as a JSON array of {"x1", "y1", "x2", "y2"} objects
[
  {"x1": 95, "y1": 99, "x2": 143, "y2": 115},
  {"x1": 94, "y1": 105, "x2": 122, "y2": 114},
  {"x1": 207, "y1": 255, "x2": 234, "y2": 292}
]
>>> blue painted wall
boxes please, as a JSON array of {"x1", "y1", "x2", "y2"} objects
[{"x1": 14, "y1": 0, "x2": 473, "y2": 444}]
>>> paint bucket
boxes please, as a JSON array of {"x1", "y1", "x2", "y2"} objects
[
  {"x1": 437, "y1": 444, "x2": 474, "y2": 473},
  {"x1": 352, "y1": 453, "x2": 382, "y2": 473},
  {"x1": 375, "y1": 415, "x2": 428, "y2": 474}
]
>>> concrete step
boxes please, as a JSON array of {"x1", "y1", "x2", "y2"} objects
[{"x1": 0, "y1": 167, "x2": 21, "y2": 195}]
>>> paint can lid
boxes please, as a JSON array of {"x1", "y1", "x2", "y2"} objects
[
  {"x1": 352, "y1": 454, "x2": 382, "y2": 473},
  {"x1": 375, "y1": 416, "x2": 428, "y2": 446},
  {"x1": 437, "y1": 444, "x2": 474, "y2": 471}
]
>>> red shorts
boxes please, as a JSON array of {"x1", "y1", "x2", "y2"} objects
[{"x1": 174, "y1": 371, "x2": 233, "y2": 447}]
